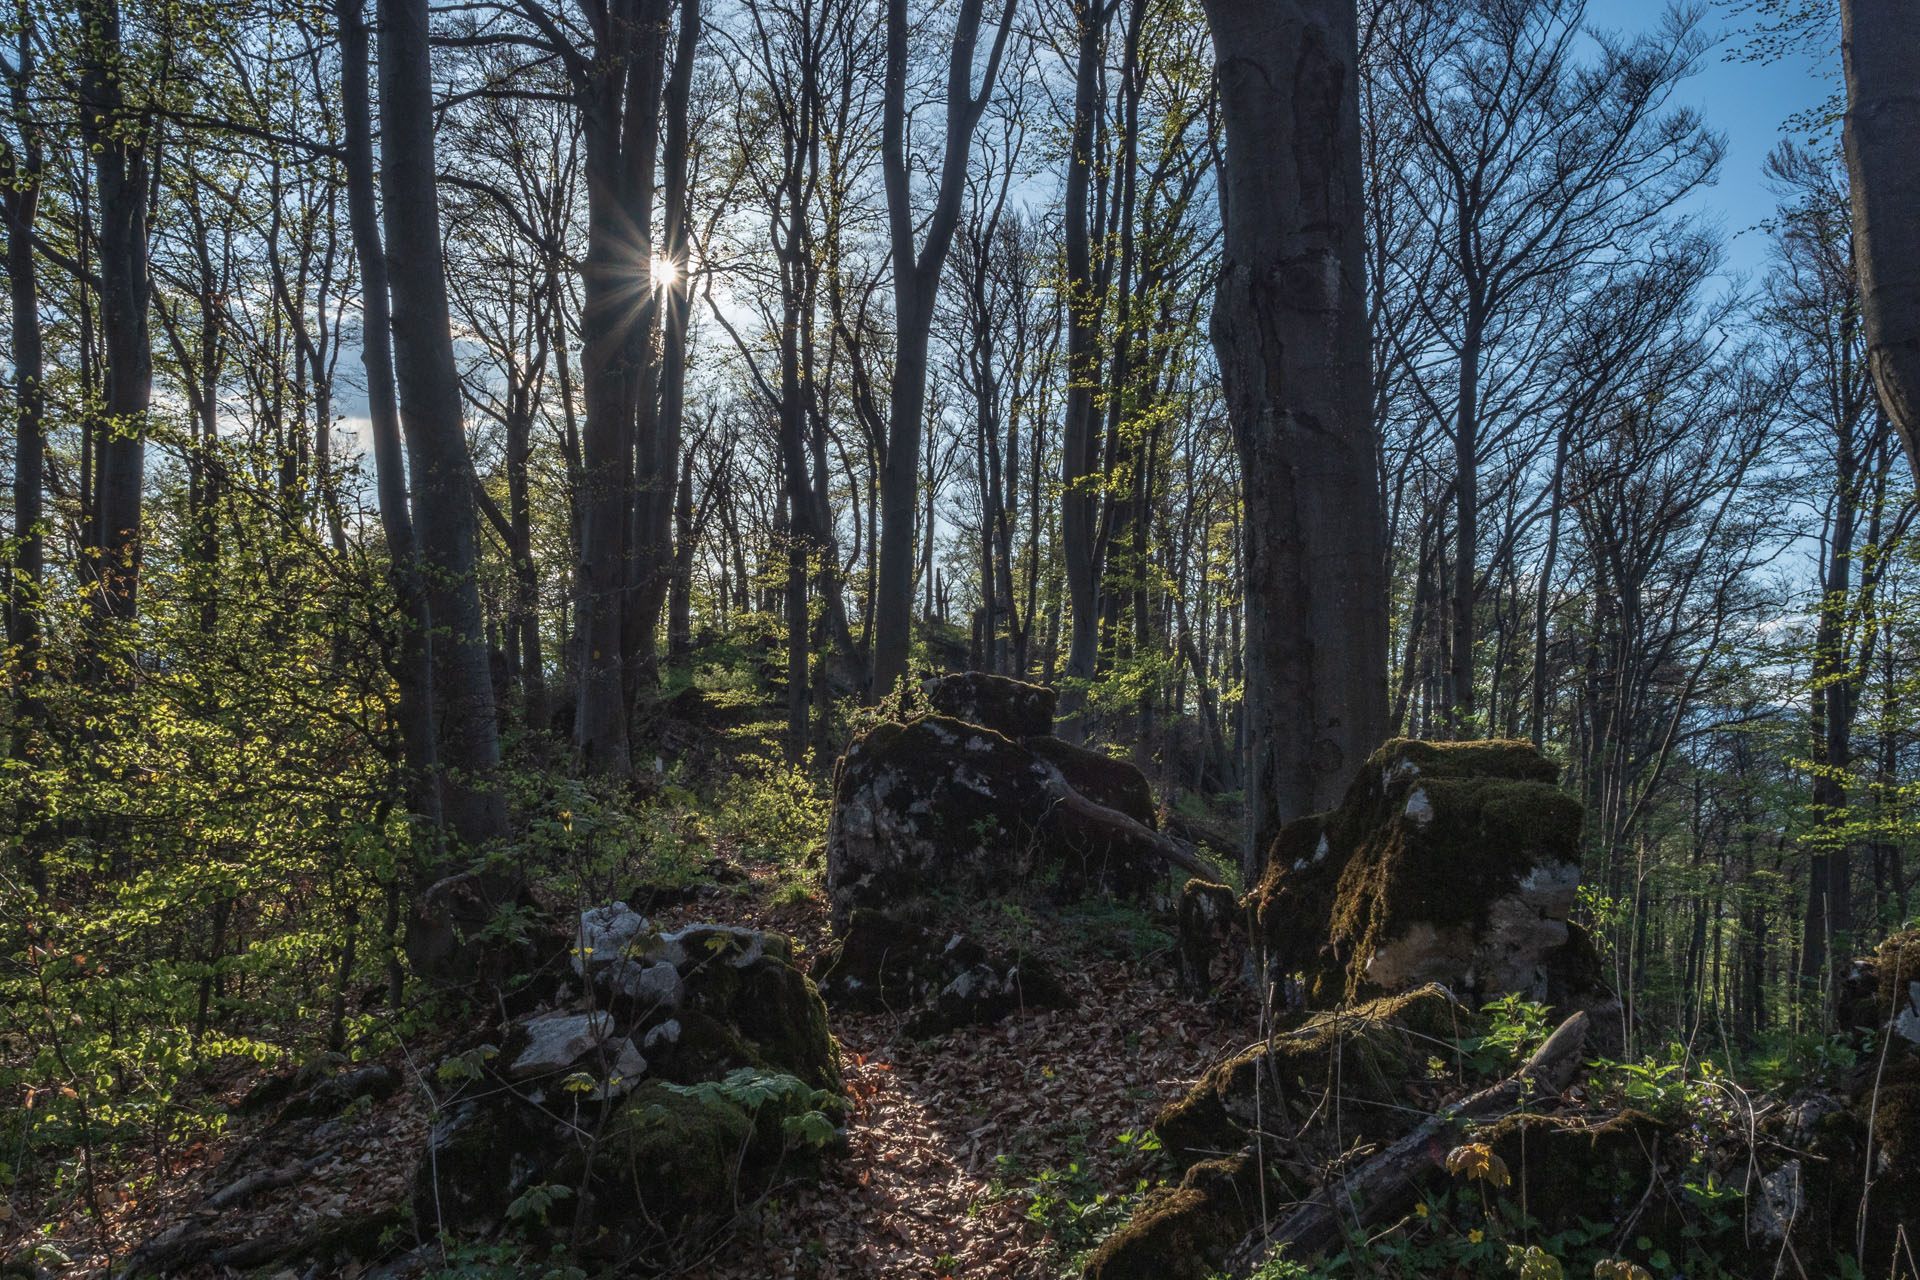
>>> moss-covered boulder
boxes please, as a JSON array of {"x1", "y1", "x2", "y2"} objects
[
  {"x1": 825, "y1": 716, "x2": 1185, "y2": 926},
  {"x1": 412, "y1": 1093, "x2": 575, "y2": 1233},
  {"x1": 1082, "y1": 1154, "x2": 1262, "y2": 1280},
  {"x1": 1841, "y1": 928, "x2": 1920, "y2": 1044},
  {"x1": 1027, "y1": 735, "x2": 1158, "y2": 828},
  {"x1": 1482, "y1": 1110, "x2": 1692, "y2": 1243},
  {"x1": 1252, "y1": 739, "x2": 1594, "y2": 1009},
  {"x1": 411, "y1": 916, "x2": 842, "y2": 1251},
  {"x1": 810, "y1": 907, "x2": 1069, "y2": 1033},
  {"x1": 1155, "y1": 985, "x2": 1477, "y2": 1169},
  {"x1": 920, "y1": 671, "x2": 1057, "y2": 738},
  {"x1": 671, "y1": 931, "x2": 840, "y2": 1093}
]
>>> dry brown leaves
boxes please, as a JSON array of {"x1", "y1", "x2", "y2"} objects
[
  {"x1": 14, "y1": 868, "x2": 1247, "y2": 1280},
  {"x1": 682, "y1": 886, "x2": 1248, "y2": 1280}
]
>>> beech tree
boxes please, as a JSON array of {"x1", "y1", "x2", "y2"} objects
[
  {"x1": 1841, "y1": 0, "x2": 1920, "y2": 471},
  {"x1": 869, "y1": 0, "x2": 1017, "y2": 699},
  {"x1": 378, "y1": 0, "x2": 507, "y2": 845},
  {"x1": 1196, "y1": 0, "x2": 1387, "y2": 866}
]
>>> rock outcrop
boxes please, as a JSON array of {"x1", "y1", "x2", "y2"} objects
[
  {"x1": 412, "y1": 909, "x2": 841, "y2": 1261},
  {"x1": 811, "y1": 907, "x2": 1071, "y2": 1035},
  {"x1": 920, "y1": 671, "x2": 1057, "y2": 739},
  {"x1": 825, "y1": 692, "x2": 1213, "y2": 927},
  {"x1": 1250, "y1": 739, "x2": 1613, "y2": 1030}
]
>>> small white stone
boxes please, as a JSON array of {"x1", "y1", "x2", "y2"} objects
[
  {"x1": 643, "y1": 1019, "x2": 682, "y2": 1052},
  {"x1": 511, "y1": 1011, "x2": 615, "y2": 1078},
  {"x1": 590, "y1": 1039, "x2": 649, "y2": 1100},
  {"x1": 575, "y1": 903, "x2": 647, "y2": 975},
  {"x1": 606, "y1": 959, "x2": 683, "y2": 1010},
  {"x1": 1404, "y1": 787, "x2": 1435, "y2": 826},
  {"x1": 1314, "y1": 834, "x2": 1330, "y2": 863}
]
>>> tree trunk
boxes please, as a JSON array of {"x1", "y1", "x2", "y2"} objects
[
  {"x1": 339, "y1": 0, "x2": 442, "y2": 838},
  {"x1": 5, "y1": 16, "x2": 45, "y2": 894},
  {"x1": 1057, "y1": 0, "x2": 1107, "y2": 736},
  {"x1": 1449, "y1": 313, "x2": 1482, "y2": 733},
  {"x1": 870, "y1": 0, "x2": 1014, "y2": 700},
  {"x1": 76, "y1": 0, "x2": 150, "y2": 636},
  {"x1": 1198, "y1": 0, "x2": 1388, "y2": 874},
  {"x1": 378, "y1": 0, "x2": 505, "y2": 847},
  {"x1": 1842, "y1": 0, "x2": 1920, "y2": 473},
  {"x1": 573, "y1": 0, "x2": 669, "y2": 773}
]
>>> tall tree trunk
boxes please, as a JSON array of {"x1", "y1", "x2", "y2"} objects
[
  {"x1": 574, "y1": 0, "x2": 668, "y2": 773},
  {"x1": 644, "y1": 0, "x2": 699, "y2": 673},
  {"x1": 668, "y1": 449, "x2": 696, "y2": 659},
  {"x1": 869, "y1": 0, "x2": 1014, "y2": 700},
  {"x1": 76, "y1": 0, "x2": 150, "y2": 636},
  {"x1": 5, "y1": 14, "x2": 45, "y2": 894},
  {"x1": 1057, "y1": 0, "x2": 1107, "y2": 735},
  {"x1": 1199, "y1": 0, "x2": 1388, "y2": 874},
  {"x1": 1449, "y1": 312, "x2": 1482, "y2": 734},
  {"x1": 378, "y1": 0, "x2": 505, "y2": 846},
  {"x1": 1842, "y1": 0, "x2": 1920, "y2": 473},
  {"x1": 339, "y1": 0, "x2": 442, "y2": 838}
]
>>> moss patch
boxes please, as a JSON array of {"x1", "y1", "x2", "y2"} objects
[
  {"x1": 1251, "y1": 739, "x2": 1583, "y2": 1006},
  {"x1": 677, "y1": 946, "x2": 840, "y2": 1093},
  {"x1": 1155, "y1": 985, "x2": 1478, "y2": 1169}
]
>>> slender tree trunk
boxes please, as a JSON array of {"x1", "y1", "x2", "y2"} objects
[
  {"x1": 668, "y1": 450, "x2": 696, "y2": 658},
  {"x1": 870, "y1": 0, "x2": 1014, "y2": 699},
  {"x1": 6, "y1": 19, "x2": 45, "y2": 894},
  {"x1": 1199, "y1": 0, "x2": 1388, "y2": 874},
  {"x1": 340, "y1": 0, "x2": 445, "y2": 846},
  {"x1": 378, "y1": 0, "x2": 505, "y2": 846},
  {"x1": 1449, "y1": 314, "x2": 1482, "y2": 734},
  {"x1": 640, "y1": 0, "x2": 699, "y2": 674},
  {"x1": 1057, "y1": 0, "x2": 1107, "y2": 735},
  {"x1": 573, "y1": 0, "x2": 668, "y2": 773},
  {"x1": 76, "y1": 0, "x2": 150, "y2": 637}
]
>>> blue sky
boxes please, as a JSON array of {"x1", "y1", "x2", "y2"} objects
[{"x1": 1585, "y1": 0, "x2": 1836, "y2": 282}]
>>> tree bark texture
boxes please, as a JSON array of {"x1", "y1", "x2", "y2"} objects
[
  {"x1": 378, "y1": 0, "x2": 505, "y2": 846},
  {"x1": 1843, "y1": 0, "x2": 1920, "y2": 474},
  {"x1": 1199, "y1": 0, "x2": 1389, "y2": 873}
]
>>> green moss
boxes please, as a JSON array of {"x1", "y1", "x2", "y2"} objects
[
  {"x1": 1253, "y1": 739, "x2": 1582, "y2": 1006},
  {"x1": 1873, "y1": 929, "x2": 1920, "y2": 1025},
  {"x1": 677, "y1": 949, "x2": 841, "y2": 1093},
  {"x1": 1079, "y1": 1188, "x2": 1220, "y2": 1280},
  {"x1": 1482, "y1": 1110, "x2": 1675, "y2": 1232},
  {"x1": 581, "y1": 1080, "x2": 759, "y2": 1230},
  {"x1": 1331, "y1": 775, "x2": 1582, "y2": 955},
  {"x1": 1027, "y1": 735, "x2": 1157, "y2": 828},
  {"x1": 1154, "y1": 985, "x2": 1477, "y2": 1169},
  {"x1": 1082, "y1": 1154, "x2": 1266, "y2": 1280}
]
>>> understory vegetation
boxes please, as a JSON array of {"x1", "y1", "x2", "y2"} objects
[{"x1": 2, "y1": 0, "x2": 1919, "y2": 1275}]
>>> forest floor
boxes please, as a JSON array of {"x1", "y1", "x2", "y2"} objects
[{"x1": 14, "y1": 853, "x2": 1249, "y2": 1280}]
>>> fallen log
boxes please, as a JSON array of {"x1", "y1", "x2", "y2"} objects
[{"x1": 1224, "y1": 1010, "x2": 1592, "y2": 1276}]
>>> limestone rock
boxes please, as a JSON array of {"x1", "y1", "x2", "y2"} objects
[
  {"x1": 575, "y1": 901, "x2": 648, "y2": 975},
  {"x1": 919, "y1": 671, "x2": 1056, "y2": 738},
  {"x1": 509, "y1": 1011, "x2": 617, "y2": 1079},
  {"x1": 813, "y1": 909, "x2": 1072, "y2": 1034},
  {"x1": 1027, "y1": 734, "x2": 1157, "y2": 828},
  {"x1": 825, "y1": 715, "x2": 1195, "y2": 926},
  {"x1": 1174, "y1": 880, "x2": 1244, "y2": 996},
  {"x1": 602, "y1": 958, "x2": 684, "y2": 1013},
  {"x1": 413, "y1": 914, "x2": 842, "y2": 1258},
  {"x1": 1154, "y1": 984, "x2": 1476, "y2": 1168},
  {"x1": 1250, "y1": 738, "x2": 1598, "y2": 1010}
]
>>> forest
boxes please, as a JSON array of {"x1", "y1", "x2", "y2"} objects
[{"x1": 2, "y1": 0, "x2": 1919, "y2": 1275}]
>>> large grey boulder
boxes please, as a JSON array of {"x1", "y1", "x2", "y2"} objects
[{"x1": 825, "y1": 715, "x2": 1212, "y2": 927}]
